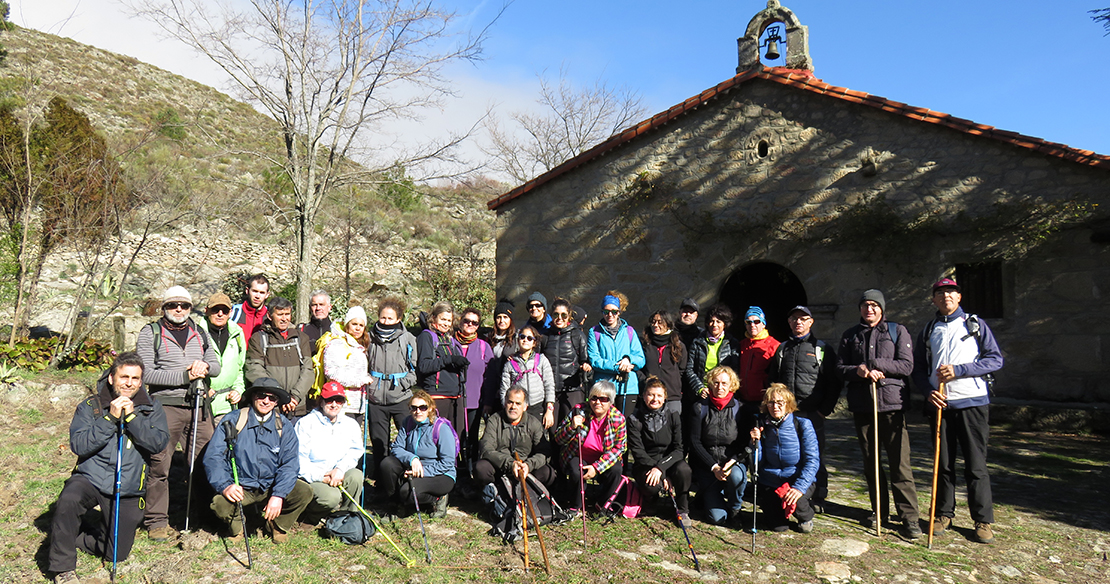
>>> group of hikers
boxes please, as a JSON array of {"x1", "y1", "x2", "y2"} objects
[{"x1": 46, "y1": 273, "x2": 1004, "y2": 583}]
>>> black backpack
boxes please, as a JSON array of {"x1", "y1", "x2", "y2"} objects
[
  {"x1": 321, "y1": 510, "x2": 375, "y2": 545},
  {"x1": 483, "y1": 473, "x2": 572, "y2": 543}
]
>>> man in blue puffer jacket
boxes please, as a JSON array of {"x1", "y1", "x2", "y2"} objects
[
  {"x1": 750, "y1": 383, "x2": 819, "y2": 533},
  {"x1": 48, "y1": 352, "x2": 169, "y2": 584}
]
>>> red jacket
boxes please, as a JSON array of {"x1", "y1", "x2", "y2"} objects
[{"x1": 737, "y1": 333, "x2": 780, "y2": 402}]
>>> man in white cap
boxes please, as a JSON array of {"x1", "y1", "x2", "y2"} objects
[{"x1": 135, "y1": 285, "x2": 222, "y2": 542}]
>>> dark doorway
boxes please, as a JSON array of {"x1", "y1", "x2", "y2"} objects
[{"x1": 717, "y1": 262, "x2": 807, "y2": 341}]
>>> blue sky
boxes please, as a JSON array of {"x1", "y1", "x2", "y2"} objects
[{"x1": 12, "y1": 0, "x2": 1110, "y2": 176}]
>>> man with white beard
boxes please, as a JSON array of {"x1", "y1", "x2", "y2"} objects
[{"x1": 136, "y1": 286, "x2": 222, "y2": 542}]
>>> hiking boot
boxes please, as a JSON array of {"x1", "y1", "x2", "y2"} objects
[
  {"x1": 811, "y1": 499, "x2": 826, "y2": 515},
  {"x1": 54, "y1": 571, "x2": 80, "y2": 584},
  {"x1": 861, "y1": 514, "x2": 876, "y2": 528},
  {"x1": 676, "y1": 511, "x2": 692, "y2": 529},
  {"x1": 974, "y1": 522, "x2": 994, "y2": 544},
  {"x1": 900, "y1": 520, "x2": 923, "y2": 540},
  {"x1": 226, "y1": 532, "x2": 244, "y2": 543},
  {"x1": 271, "y1": 530, "x2": 289, "y2": 544},
  {"x1": 432, "y1": 494, "x2": 449, "y2": 518},
  {"x1": 148, "y1": 525, "x2": 173, "y2": 542},
  {"x1": 798, "y1": 520, "x2": 814, "y2": 533},
  {"x1": 932, "y1": 515, "x2": 951, "y2": 535}
]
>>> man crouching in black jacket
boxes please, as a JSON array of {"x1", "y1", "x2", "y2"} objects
[{"x1": 48, "y1": 352, "x2": 170, "y2": 584}]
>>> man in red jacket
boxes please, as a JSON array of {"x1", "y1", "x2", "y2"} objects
[{"x1": 737, "y1": 306, "x2": 779, "y2": 419}]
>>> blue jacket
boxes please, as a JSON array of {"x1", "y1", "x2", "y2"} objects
[
  {"x1": 390, "y1": 416, "x2": 457, "y2": 481},
  {"x1": 204, "y1": 407, "x2": 300, "y2": 499},
  {"x1": 587, "y1": 319, "x2": 647, "y2": 395},
  {"x1": 71, "y1": 371, "x2": 169, "y2": 497},
  {"x1": 755, "y1": 413, "x2": 819, "y2": 494}
]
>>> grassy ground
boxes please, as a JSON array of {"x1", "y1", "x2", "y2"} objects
[{"x1": 3, "y1": 381, "x2": 1109, "y2": 583}]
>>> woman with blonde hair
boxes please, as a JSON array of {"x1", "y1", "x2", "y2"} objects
[
  {"x1": 750, "y1": 383, "x2": 820, "y2": 533},
  {"x1": 379, "y1": 391, "x2": 457, "y2": 519},
  {"x1": 690, "y1": 365, "x2": 751, "y2": 525}
]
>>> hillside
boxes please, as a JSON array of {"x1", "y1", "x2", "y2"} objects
[{"x1": 0, "y1": 26, "x2": 498, "y2": 344}]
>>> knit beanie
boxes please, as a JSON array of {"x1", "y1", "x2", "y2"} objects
[
  {"x1": 494, "y1": 298, "x2": 515, "y2": 317},
  {"x1": 345, "y1": 305, "x2": 367, "y2": 324},
  {"x1": 859, "y1": 289, "x2": 886, "y2": 313},
  {"x1": 527, "y1": 291, "x2": 547, "y2": 309}
]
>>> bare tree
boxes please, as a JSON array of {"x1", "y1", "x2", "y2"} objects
[
  {"x1": 128, "y1": 0, "x2": 496, "y2": 317},
  {"x1": 1094, "y1": 8, "x2": 1110, "y2": 34},
  {"x1": 484, "y1": 68, "x2": 648, "y2": 185}
]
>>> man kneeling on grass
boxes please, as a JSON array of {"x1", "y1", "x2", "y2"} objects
[
  {"x1": 204, "y1": 377, "x2": 312, "y2": 543},
  {"x1": 48, "y1": 352, "x2": 169, "y2": 584},
  {"x1": 294, "y1": 380, "x2": 365, "y2": 524}
]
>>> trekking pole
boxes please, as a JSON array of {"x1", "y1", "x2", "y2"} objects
[
  {"x1": 222, "y1": 420, "x2": 253, "y2": 570},
  {"x1": 361, "y1": 389, "x2": 370, "y2": 509},
  {"x1": 520, "y1": 482, "x2": 529, "y2": 573},
  {"x1": 515, "y1": 454, "x2": 550, "y2": 574},
  {"x1": 574, "y1": 405, "x2": 588, "y2": 549},
  {"x1": 666, "y1": 483, "x2": 699, "y2": 571},
  {"x1": 871, "y1": 381, "x2": 882, "y2": 538},
  {"x1": 927, "y1": 382, "x2": 946, "y2": 549},
  {"x1": 111, "y1": 415, "x2": 124, "y2": 583},
  {"x1": 183, "y1": 379, "x2": 205, "y2": 534},
  {"x1": 750, "y1": 445, "x2": 759, "y2": 555},
  {"x1": 339, "y1": 485, "x2": 416, "y2": 567},
  {"x1": 409, "y1": 478, "x2": 433, "y2": 564}
]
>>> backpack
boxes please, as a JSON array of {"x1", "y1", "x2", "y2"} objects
[
  {"x1": 232, "y1": 407, "x2": 283, "y2": 438},
  {"x1": 601, "y1": 475, "x2": 643, "y2": 519},
  {"x1": 321, "y1": 510, "x2": 375, "y2": 545},
  {"x1": 309, "y1": 330, "x2": 340, "y2": 397},
  {"x1": 509, "y1": 353, "x2": 543, "y2": 386},
  {"x1": 593, "y1": 324, "x2": 637, "y2": 347},
  {"x1": 485, "y1": 473, "x2": 573, "y2": 542},
  {"x1": 368, "y1": 342, "x2": 414, "y2": 405},
  {"x1": 147, "y1": 319, "x2": 211, "y2": 356},
  {"x1": 402, "y1": 416, "x2": 460, "y2": 458}
]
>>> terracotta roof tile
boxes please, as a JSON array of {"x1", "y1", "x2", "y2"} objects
[{"x1": 489, "y1": 66, "x2": 1110, "y2": 210}]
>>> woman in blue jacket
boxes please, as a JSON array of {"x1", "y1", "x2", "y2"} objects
[
  {"x1": 750, "y1": 383, "x2": 820, "y2": 533},
  {"x1": 379, "y1": 390, "x2": 457, "y2": 519},
  {"x1": 587, "y1": 290, "x2": 646, "y2": 416}
]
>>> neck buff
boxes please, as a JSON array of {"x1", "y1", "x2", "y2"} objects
[
  {"x1": 709, "y1": 392, "x2": 735, "y2": 411},
  {"x1": 455, "y1": 329, "x2": 477, "y2": 345},
  {"x1": 374, "y1": 321, "x2": 403, "y2": 342}
]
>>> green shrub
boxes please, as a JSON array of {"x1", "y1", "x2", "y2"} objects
[{"x1": 0, "y1": 337, "x2": 115, "y2": 372}]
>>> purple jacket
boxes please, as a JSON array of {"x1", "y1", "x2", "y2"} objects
[{"x1": 459, "y1": 338, "x2": 496, "y2": 410}]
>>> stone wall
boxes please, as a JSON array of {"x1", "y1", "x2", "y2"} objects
[{"x1": 495, "y1": 78, "x2": 1110, "y2": 403}]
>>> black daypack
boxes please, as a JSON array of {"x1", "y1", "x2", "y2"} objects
[
  {"x1": 321, "y1": 510, "x2": 375, "y2": 545},
  {"x1": 484, "y1": 474, "x2": 572, "y2": 543}
]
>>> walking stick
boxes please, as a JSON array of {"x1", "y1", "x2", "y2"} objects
[
  {"x1": 339, "y1": 485, "x2": 416, "y2": 567},
  {"x1": 111, "y1": 416, "x2": 124, "y2": 583},
  {"x1": 927, "y1": 382, "x2": 946, "y2": 549},
  {"x1": 361, "y1": 388, "x2": 370, "y2": 509},
  {"x1": 515, "y1": 454, "x2": 550, "y2": 574},
  {"x1": 520, "y1": 482, "x2": 529, "y2": 573},
  {"x1": 871, "y1": 381, "x2": 882, "y2": 538},
  {"x1": 749, "y1": 446, "x2": 759, "y2": 554},
  {"x1": 666, "y1": 482, "x2": 699, "y2": 571},
  {"x1": 409, "y1": 478, "x2": 433, "y2": 564},
  {"x1": 222, "y1": 419, "x2": 252, "y2": 570},
  {"x1": 183, "y1": 379, "x2": 205, "y2": 534},
  {"x1": 574, "y1": 405, "x2": 588, "y2": 549}
]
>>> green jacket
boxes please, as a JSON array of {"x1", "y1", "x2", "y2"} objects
[{"x1": 198, "y1": 319, "x2": 247, "y2": 416}]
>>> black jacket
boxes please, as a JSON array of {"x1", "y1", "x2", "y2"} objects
[
  {"x1": 689, "y1": 397, "x2": 753, "y2": 470},
  {"x1": 640, "y1": 332, "x2": 687, "y2": 402},
  {"x1": 478, "y1": 411, "x2": 552, "y2": 474},
  {"x1": 71, "y1": 372, "x2": 169, "y2": 497},
  {"x1": 684, "y1": 334, "x2": 740, "y2": 396},
  {"x1": 835, "y1": 319, "x2": 914, "y2": 413},
  {"x1": 417, "y1": 329, "x2": 465, "y2": 397},
  {"x1": 627, "y1": 404, "x2": 684, "y2": 472},
  {"x1": 767, "y1": 334, "x2": 840, "y2": 415},
  {"x1": 676, "y1": 322, "x2": 704, "y2": 357},
  {"x1": 542, "y1": 323, "x2": 589, "y2": 392}
]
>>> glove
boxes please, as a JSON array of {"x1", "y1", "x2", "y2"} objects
[
  {"x1": 450, "y1": 354, "x2": 470, "y2": 369},
  {"x1": 774, "y1": 482, "x2": 796, "y2": 519}
]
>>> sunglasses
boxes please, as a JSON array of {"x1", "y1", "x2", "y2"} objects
[
  {"x1": 208, "y1": 306, "x2": 230, "y2": 315},
  {"x1": 255, "y1": 392, "x2": 278, "y2": 403},
  {"x1": 461, "y1": 319, "x2": 479, "y2": 326},
  {"x1": 552, "y1": 312, "x2": 571, "y2": 320},
  {"x1": 588, "y1": 395, "x2": 611, "y2": 403},
  {"x1": 603, "y1": 309, "x2": 621, "y2": 316},
  {"x1": 528, "y1": 303, "x2": 543, "y2": 310},
  {"x1": 518, "y1": 334, "x2": 535, "y2": 341},
  {"x1": 410, "y1": 403, "x2": 429, "y2": 412},
  {"x1": 164, "y1": 302, "x2": 192, "y2": 311},
  {"x1": 323, "y1": 396, "x2": 347, "y2": 404},
  {"x1": 746, "y1": 319, "x2": 762, "y2": 325},
  {"x1": 769, "y1": 400, "x2": 787, "y2": 406}
]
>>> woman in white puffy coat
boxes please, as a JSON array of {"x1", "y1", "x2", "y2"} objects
[{"x1": 323, "y1": 306, "x2": 372, "y2": 421}]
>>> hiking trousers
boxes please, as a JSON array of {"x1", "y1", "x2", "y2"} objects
[
  {"x1": 853, "y1": 410, "x2": 920, "y2": 524},
  {"x1": 932, "y1": 404, "x2": 994, "y2": 524},
  {"x1": 146, "y1": 403, "x2": 212, "y2": 530},
  {"x1": 49, "y1": 474, "x2": 143, "y2": 573}
]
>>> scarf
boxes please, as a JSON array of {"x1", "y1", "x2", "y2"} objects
[
  {"x1": 747, "y1": 328, "x2": 770, "y2": 341},
  {"x1": 709, "y1": 392, "x2": 734, "y2": 411},
  {"x1": 642, "y1": 407, "x2": 667, "y2": 434},
  {"x1": 707, "y1": 333, "x2": 722, "y2": 344},
  {"x1": 647, "y1": 330, "x2": 672, "y2": 347},
  {"x1": 602, "y1": 321, "x2": 622, "y2": 338},
  {"x1": 455, "y1": 329, "x2": 477, "y2": 345},
  {"x1": 374, "y1": 321, "x2": 403, "y2": 343}
]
